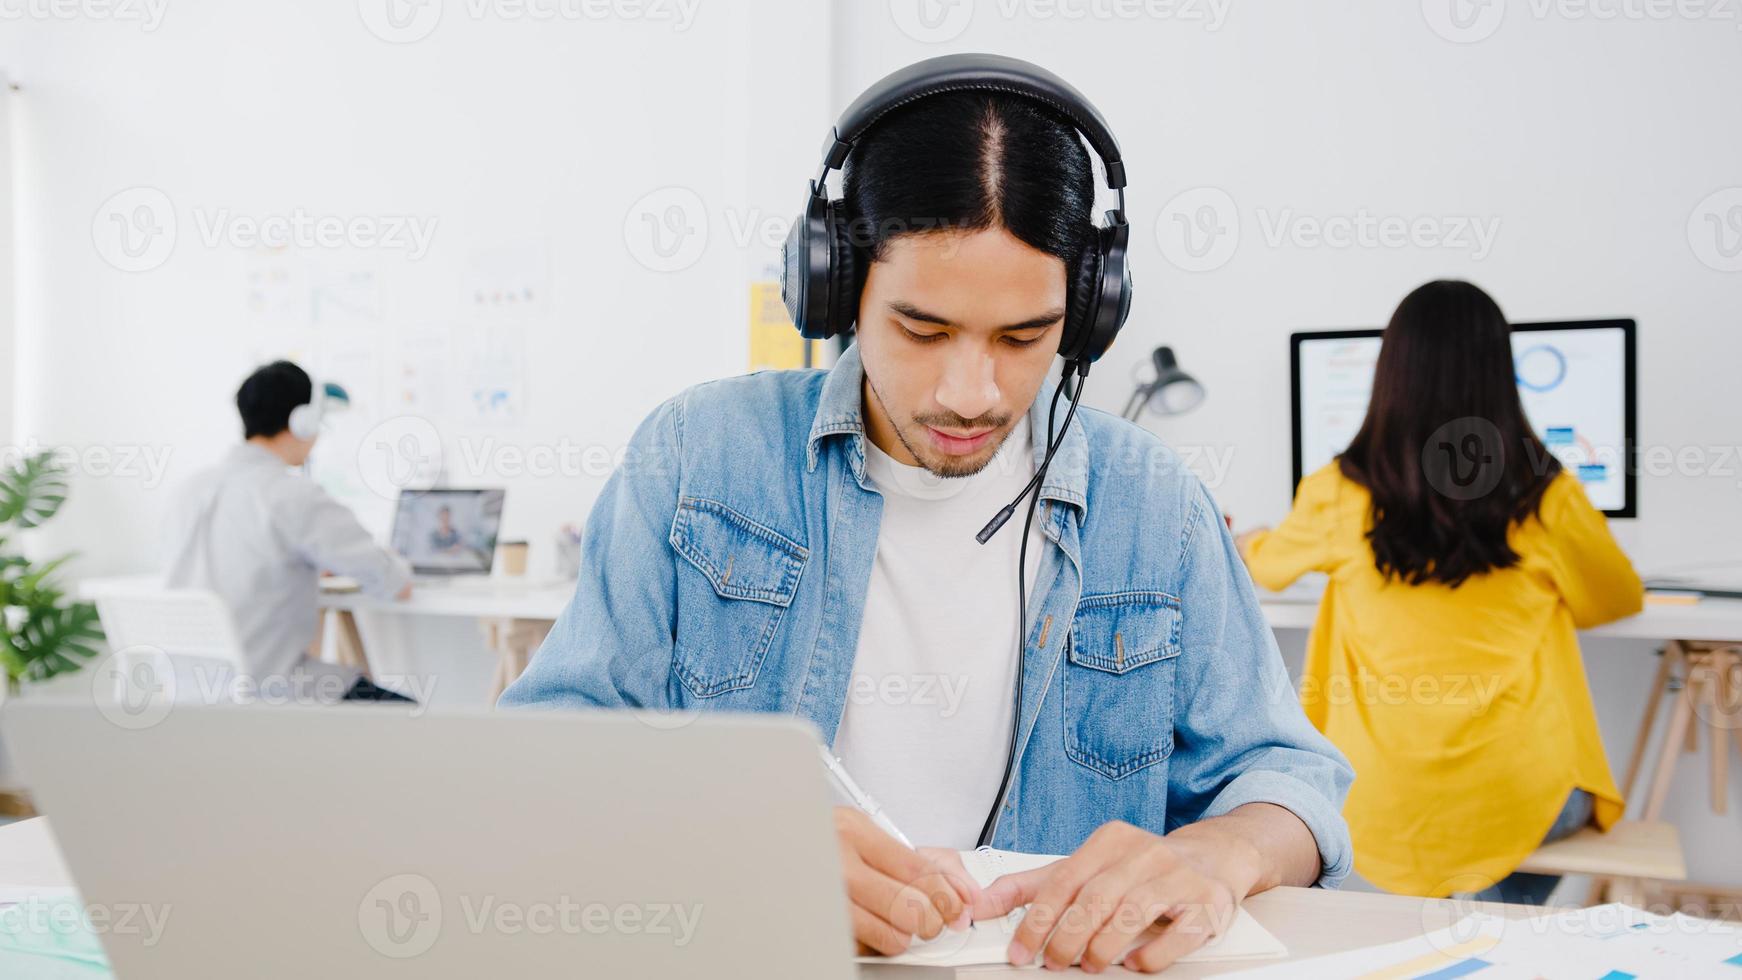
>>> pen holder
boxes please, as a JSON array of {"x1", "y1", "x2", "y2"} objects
[{"x1": 554, "y1": 533, "x2": 582, "y2": 580}]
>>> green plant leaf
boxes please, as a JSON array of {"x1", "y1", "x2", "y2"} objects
[
  {"x1": 0, "y1": 452, "x2": 101, "y2": 686},
  {"x1": 0, "y1": 452, "x2": 71, "y2": 530},
  {"x1": 6, "y1": 601, "x2": 105, "y2": 684}
]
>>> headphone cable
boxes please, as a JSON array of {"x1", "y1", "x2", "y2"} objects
[{"x1": 975, "y1": 362, "x2": 1088, "y2": 848}]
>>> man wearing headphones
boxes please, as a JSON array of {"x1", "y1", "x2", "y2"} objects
[
  {"x1": 504, "y1": 56, "x2": 1352, "y2": 972},
  {"x1": 163, "y1": 360, "x2": 415, "y2": 702}
]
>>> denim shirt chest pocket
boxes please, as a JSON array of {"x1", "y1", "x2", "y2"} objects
[
  {"x1": 1063, "y1": 591, "x2": 1183, "y2": 779},
  {"x1": 668, "y1": 497, "x2": 808, "y2": 698}
]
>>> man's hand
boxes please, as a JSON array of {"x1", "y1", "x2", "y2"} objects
[
  {"x1": 834, "y1": 808, "x2": 976, "y2": 956},
  {"x1": 981, "y1": 821, "x2": 1257, "y2": 974}
]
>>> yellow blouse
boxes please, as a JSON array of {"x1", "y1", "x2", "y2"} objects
[{"x1": 1243, "y1": 464, "x2": 1644, "y2": 897}]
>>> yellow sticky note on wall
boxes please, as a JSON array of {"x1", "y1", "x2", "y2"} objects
[{"x1": 748, "y1": 280, "x2": 822, "y2": 371}]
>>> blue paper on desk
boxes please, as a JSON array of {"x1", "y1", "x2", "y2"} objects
[{"x1": 0, "y1": 889, "x2": 114, "y2": 978}]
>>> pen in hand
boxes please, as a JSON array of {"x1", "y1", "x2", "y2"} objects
[{"x1": 817, "y1": 745, "x2": 915, "y2": 849}]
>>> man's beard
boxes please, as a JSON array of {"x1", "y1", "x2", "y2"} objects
[{"x1": 867, "y1": 377, "x2": 1013, "y2": 479}]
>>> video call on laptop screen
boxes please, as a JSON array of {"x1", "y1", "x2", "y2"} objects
[{"x1": 391, "y1": 489, "x2": 506, "y2": 575}]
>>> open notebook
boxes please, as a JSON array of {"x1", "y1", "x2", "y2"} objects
[{"x1": 858, "y1": 848, "x2": 1287, "y2": 969}]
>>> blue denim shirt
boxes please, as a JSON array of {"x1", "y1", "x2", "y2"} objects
[{"x1": 502, "y1": 344, "x2": 1354, "y2": 886}]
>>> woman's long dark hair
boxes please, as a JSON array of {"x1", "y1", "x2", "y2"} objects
[{"x1": 1338, "y1": 281, "x2": 1561, "y2": 587}]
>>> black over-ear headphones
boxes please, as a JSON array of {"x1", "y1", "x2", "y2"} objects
[{"x1": 780, "y1": 53, "x2": 1133, "y2": 370}]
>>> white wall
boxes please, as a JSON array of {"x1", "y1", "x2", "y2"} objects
[
  {"x1": 0, "y1": 73, "x2": 14, "y2": 448},
  {"x1": 837, "y1": 1, "x2": 1742, "y2": 572},
  {"x1": 0, "y1": 0, "x2": 831, "y2": 705},
  {"x1": 0, "y1": 0, "x2": 828, "y2": 578}
]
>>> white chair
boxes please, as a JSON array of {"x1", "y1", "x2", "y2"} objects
[{"x1": 81, "y1": 577, "x2": 246, "y2": 708}]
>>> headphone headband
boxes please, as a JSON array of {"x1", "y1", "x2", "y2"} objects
[
  {"x1": 782, "y1": 53, "x2": 1134, "y2": 359},
  {"x1": 821, "y1": 53, "x2": 1126, "y2": 192}
]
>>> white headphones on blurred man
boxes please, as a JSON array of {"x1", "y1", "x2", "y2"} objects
[{"x1": 286, "y1": 379, "x2": 350, "y2": 440}]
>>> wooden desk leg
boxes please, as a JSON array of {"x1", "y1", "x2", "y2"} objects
[
  {"x1": 1622, "y1": 645, "x2": 1676, "y2": 803},
  {"x1": 1610, "y1": 876, "x2": 1645, "y2": 909},
  {"x1": 483, "y1": 618, "x2": 552, "y2": 705},
  {"x1": 481, "y1": 620, "x2": 505, "y2": 699},
  {"x1": 1709, "y1": 656, "x2": 1729, "y2": 816},
  {"x1": 1645, "y1": 654, "x2": 1699, "y2": 822},
  {"x1": 332, "y1": 610, "x2": 373, "y2": 680},
  {"x1": 1710, "y1": 646, "x2": 1740, "y2": 816},
  {"x1": 1729, "y1": 649, "x2": 1742, "y2": 768},
  {"x1": 309, "y1": 610, "x2": 327, "y2": 662}
]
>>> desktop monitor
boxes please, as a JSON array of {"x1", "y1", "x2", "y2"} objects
[
  {"x1": 1290, "y1": 320, "x2": 1637, "y2": 518},
  {"x1": 390, "y1": 488, "x2": 506, "y2": 575}
]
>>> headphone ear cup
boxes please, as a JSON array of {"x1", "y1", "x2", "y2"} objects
[
  {"x1": 826, "y1": 201, "x2": 863, "y2": 338},
  {"x1": 1061, "y1": 243, "x2": 1104, "y2": 364},
  {"x1": 1065, "y1": 219, "x2": 1133, "y2": 366},
  {"x1": 287, "y1": 403, "x2": 315, "y2": 441},
  {"x1": 782, "y1": 191, "x2": 835, "y2": 340}
]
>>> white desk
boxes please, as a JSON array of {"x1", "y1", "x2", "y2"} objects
[
  {"x1": 1258, "y1": 580, "x2": 1742, "y2": 642},
  {"x1": 317, "y1": 580, "x2": 574, "y2": 701},
  {"x1": 80, "y1": 575, "x2": 575, "y2": 703},
  {"x1": 0, "y1": 816, "x2": 1542, "y2": 978},
  {"x1": 316, "y1": 581, "x2": 572, "y2": 622}
]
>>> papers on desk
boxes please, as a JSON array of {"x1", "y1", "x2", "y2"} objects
[
  {"x1": 0, "y1": 887, "x2": 114, "y2": 978},
  {"x1": 1645, "y1": 575, "x2": 1742, "y2": 601},
  {"x1": 858, "y1": 848, "x2": 1286, "y2": 969},
  {"x1": 1224, "y1": 902, "x2": 1742, "y2": 979}
]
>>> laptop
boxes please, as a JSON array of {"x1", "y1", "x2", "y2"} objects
[
  {"x1": 389, "y1": 488, "x2": 505, "y2": 581},
  {"x1": 2, "y1": 703, "x2": 857, "y2": 979}
]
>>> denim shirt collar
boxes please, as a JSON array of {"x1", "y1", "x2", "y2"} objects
[{"x1": 805, "y1": 343, "x2": 1089, "y2": 516}]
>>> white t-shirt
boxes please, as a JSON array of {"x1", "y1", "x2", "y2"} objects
[{"x1": 832, "y1": 416, "x2": 1047, "y2": 849}]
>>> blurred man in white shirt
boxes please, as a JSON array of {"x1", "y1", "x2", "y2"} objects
[{"x1": 163, "y1": 361, "x2": 415, "y2": 701}]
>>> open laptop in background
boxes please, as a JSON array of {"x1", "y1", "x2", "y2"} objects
[
  {"x1": 390, "y1": 488, "x2": 505, "y2": 583},
  {"x1": 322, "y1": 487, "x2": 568, "y2": 595},
  {"x1": 2, "y1": 704, "x2": 857, "y2": 980}
]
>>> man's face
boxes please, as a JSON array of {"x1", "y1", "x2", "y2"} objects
[{"x1": 857, "y1": 227, "x2": 1067, "y2": 478}]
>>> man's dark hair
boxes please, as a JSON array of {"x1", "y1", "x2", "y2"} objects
[
  {"x1": 1338, "y1": 280, "x2": 1562, "y2": 588},
  {"x1": 236, "y1": 360, "x2": 313, "y2": 440},
  {"x1": 841, "y1": 91, "x2": 1097, "y2": 275}
]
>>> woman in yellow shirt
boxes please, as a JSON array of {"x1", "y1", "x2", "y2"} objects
[{"x1": 1241, "y1": 280, "x2": 1644, "y2": 903}]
